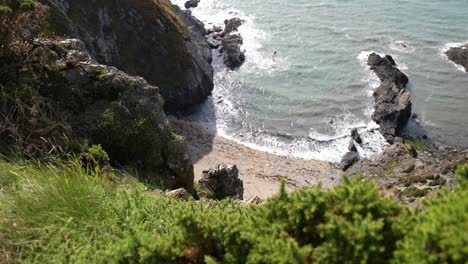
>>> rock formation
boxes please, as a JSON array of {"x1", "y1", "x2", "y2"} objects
[
  {"x1": 198, "y1": 164, "x2": 244, "y2": 199},
  {"x1": 40, "y1": 0, "x2": 213, "y2": 111},
  {"x1": 222, "y1": 34, "x2": 246, "y2": 70},
  {"x1": 26, "y1": 38, "x2": 194, "y2": 191},
  {"x1": 445, "y1": 44, "x2": 468, "y2": 72},
  {"x1": 368, "y1": 53, "x2": 412, "y2": 143},
  {"x1": 184, "y1": 0, "x2": 200, "y2": 9}
]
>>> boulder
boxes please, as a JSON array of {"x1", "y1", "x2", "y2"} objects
[
  {"x1": 184, "y1": 0, "x2": 200, "y2": 8},
  {"x1": 341, "y1": 151, "x2": 360, "y2": 171},
  {"x1": 367, "y1": 53, "x2": 412, "y2": 142},
  {"x1": 198, "y1": 164, "x2": 244, "y2": 200},
  {"x1": 166, "y1": 188, "x2": 194, "y2": 201},
  {"x1": 29, "y1": 38, "x2": 194, "y2": 190},
  {"x1": 222, "y1": 34, "x2": 246, "y2": 70},
  {"x1": 445, "y1": 44, "x2": 468, "y2": 72},
  {"x1": 42, "y1": 0, "x2": 214, "y2": 111}
]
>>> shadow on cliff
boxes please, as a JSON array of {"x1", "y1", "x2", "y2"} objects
[{"x1": 169, "y1": 96, "x2": 218, "y2": 166}]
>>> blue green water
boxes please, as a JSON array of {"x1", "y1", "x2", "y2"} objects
[{"x1": 174, "y1": 0, "x2": 468, "y2": 161}]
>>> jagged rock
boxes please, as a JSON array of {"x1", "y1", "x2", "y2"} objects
[
  {"x1": 341, "y1": 151, "x2": 359, "y2": 171},
  {"x1": 166, "y1": 188, "x2": 194, "y2": 201},
  {"x1": 207, "y1": 26, "x2": 223, "y2": 34},
  {"x1": 166, "y1": 140, "x2": 195, "y2": 193},
  {"x1": 382, "y1": 143, "x2": 417, "y2": 159},
  {"x1": 207, "y1": 36, "x2": 221, "y2": 49},
  {"x1": 184, "y1": 0, "x2": 200, "y2": 8},
  {"x1": 222, "y1": 34, "x2": 245, "y2": 70},
  {"x1": 224, "y1": 18, "x2": 244, "y2": 34},
  {"x1": 29, "y1": 38, "x2": 194, "y2": 190},
  {"x1": 348, "y1": 140, "x2": 357, "y2": 152},
  {"x1": 445, "y1": 44, "x2": 468, "y2": 72},
  {"x1": 198, "y1": 164, "x2": 244, "y2": 200},
  {"x1": 351, "y1": 128, "x2": 363, "y2": 144},
  {"x1": 42, "y1": 0, "x2": 213, "y2": 111},
  {"x1": 368, "y1": 53, "x2": 412, "y2": 143}
]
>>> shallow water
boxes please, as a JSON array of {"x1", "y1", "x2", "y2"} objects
[{"x1": 173, "y1": 0, "x2": 468, "y2": 162}]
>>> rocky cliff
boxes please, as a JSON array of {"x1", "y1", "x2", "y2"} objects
[
  {"x1": 7, "y1": 37, "x2": 194, "y2": 191},
  {"x1": 39, "y1": 0, "x2": 213, "y2": 111}
]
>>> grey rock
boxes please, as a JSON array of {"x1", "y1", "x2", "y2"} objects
[
  {"x1": 348, "y1": 140, "x2": 357, "y2": 152},
  {"x1": 32, "y1": 38, "x2": 194, "y2": 191},
  {"x1": 341, "y1": 151, "x2": 360, "y2": 171},
  {"x1": 368, "y1": 53, "x2": 412, "y2": 142},
  {"x1": 445, "y1": 44, "x2": 468, "y2": 72},
  {"x1": 224, "y1": 18, "x2": 244, "y2": 34},
  {"x1": 43, "y1": 0, "x2": 214, "y2": 112},
  {"x1": 222, "y1": 34, "x2": 245, "y2": 70},
  {"x1": 198, "y1": 164, "x2": 244, "y2": 200},
  {"x1": 351, "y1": 128, "x2": 363, "y2": 144},
  {"x1": 166, "y1": 188, "x2": 194, "y2": 201},
  {"x1": 184, "y1": 0, "x2": 200, "y2": 8}
]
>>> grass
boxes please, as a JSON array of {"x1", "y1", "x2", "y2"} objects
[
  {"x1": 405, "y1": 138, "x2": 436, "y2": 155},
  {"x1": 0, "y1": 158, "x2": 467, "y2": 263}
]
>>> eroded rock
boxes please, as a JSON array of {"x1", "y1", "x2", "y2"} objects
[
  {"x1": 29, "y1": 38, "x2": 194, "y2": 190},
  {"x1": 368, "y1": 53, "x2": 412, "y2": 143},
  {"x1": 198, "y1": 164, "x2": 244, "y2": 200},
  {"x1": 222, "y1": 34, "x2": 245, "y2": 70},
  {"x1": 445, "y1": 44, "x2": 468, "y2": 72},
  {"x1": 42, "y1": 0, "x2": 214, "y2": 111},
  {"x1": 184, "y1": 0, "x2": 200, "y2": 8}
]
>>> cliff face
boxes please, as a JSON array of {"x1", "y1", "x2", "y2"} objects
[
  {"x1": 18, "y1": 37, "x2": 194, "y2": 191},
  {"x1": 40, "y1": 0, "x2": 213, "y2": 111}
]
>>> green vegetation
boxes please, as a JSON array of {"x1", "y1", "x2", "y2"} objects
[
  {"x1": 0, "y1": 158, "x2": 466, "y2": 263},
  {"x1": 405, "y1": 138, "x2": 436, "y2": 155}
]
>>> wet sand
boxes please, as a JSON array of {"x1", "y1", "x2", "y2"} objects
[{"x1": 170, "y1": 117, "x2": 341, "y2": 200}]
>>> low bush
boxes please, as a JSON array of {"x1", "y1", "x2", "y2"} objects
[{"x1": 0, "y1": 160, "x2": 466, "y2": 263}]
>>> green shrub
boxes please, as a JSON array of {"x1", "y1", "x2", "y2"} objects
[
  {"x1": 393, "y1": 164, "x2": 468, "y2": 263},
  {"x1": 0, "y1": 160, "x2": 467, "y2": 263}
]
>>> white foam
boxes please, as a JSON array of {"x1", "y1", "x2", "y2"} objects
[
  {"x1": 389, "y1": 40, "x2": 416, "y2": 54},
  {"x1": 441, "y1": 41, "x2": 468, "y2": 73},
  {"x1": 357, "y1": 51, "x2": 382, "y2": 94},
  {"x1": 176, "y1": 0, "x2": 389, "y2": 162}
]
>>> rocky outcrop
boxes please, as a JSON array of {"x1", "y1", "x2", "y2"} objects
[
  {"x1": 224, "y1": 18, "x2": 243, "y2": 34},
  {"x1": 445, "y1": 44, "x2": 468, "y2": 72},
  {"x1": 28, "y1": 38, "x2": 194, "y2": 191},
  {"x1": 40, "y1": 0, "x2": 213, "y2": 111},
  {"x1": 368, "y1": 53, "x2": 412, "y2": 143},
  {"x1": 347, "y1": 141, "x2": 468, "y2": 204},
  {"x1": 198, "y1": 164, "x2": 244, "y2": 200},
  {"x1": 205, "y1": 17, "x2": 245, "y2": 70},
  {"x1": 340, "y1": 150, "x2": 359, "y2": 171},
  {"x1": 184, "y1": 0, "x2": 200, "y2": 9},
  {"x1": 222, "y1": 34, "x2": 246, "y2": 70}
]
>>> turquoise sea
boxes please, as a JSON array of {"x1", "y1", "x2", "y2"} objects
[{"x1": 173, "y1": 0, "x2": 468, "y2": 161}]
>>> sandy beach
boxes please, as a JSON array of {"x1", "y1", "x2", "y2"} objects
[{"x1": 170, "y1": 117, "x2": 340, "y2": 200}]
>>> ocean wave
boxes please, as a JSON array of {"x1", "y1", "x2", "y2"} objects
[
  {"x1": 389, "y1": 40, "x2": 416, "y2": 54},
  {"x1": 175, "y1": 0, "x2": 389, "y2": 162}
]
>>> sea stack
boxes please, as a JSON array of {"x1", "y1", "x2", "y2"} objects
[{"x1": 368, "y1": 53, "x2": 412, "y2": 143}]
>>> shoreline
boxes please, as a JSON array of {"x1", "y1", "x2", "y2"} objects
[{"x1": 170, "y1": 117, "x2": 340, "y2": 200}]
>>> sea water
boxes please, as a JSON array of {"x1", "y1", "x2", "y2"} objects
[{"x1": 172, "y1": 0, "x2": 468, "y2": 162}]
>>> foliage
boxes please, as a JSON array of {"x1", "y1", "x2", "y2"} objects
[
  {"x1": 0, "y1": 160, "x2": 467, "y2": 263},
  {"x1": 393, "y1": 164, "x2": 468, "y2": 263}
]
